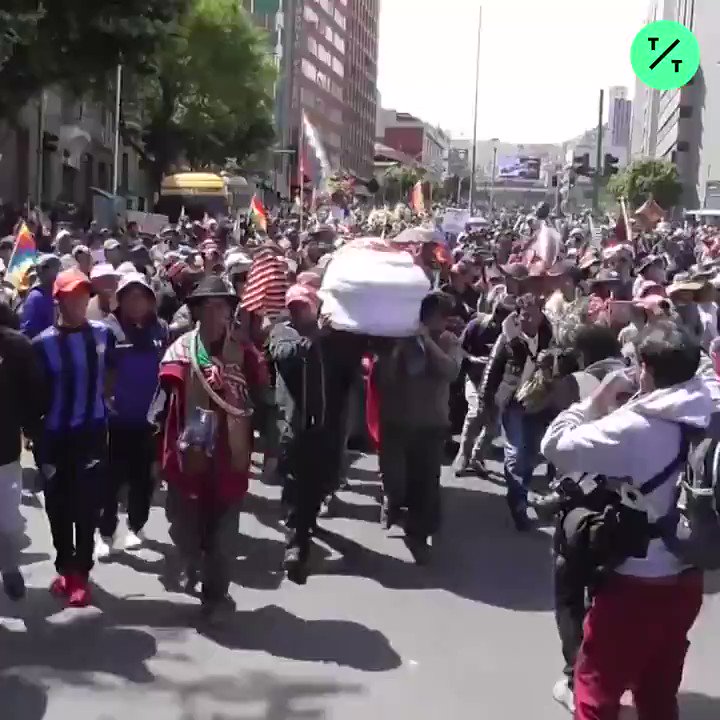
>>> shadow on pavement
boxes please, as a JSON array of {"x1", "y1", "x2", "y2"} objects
[
  {"x1": 0, "y1": 674, "x2": 48, "y2": 720},
  {"x1": 146, "y1": 671, "x2": 364, "y2": 720},
  {"x1": 679, "y1": 692, "x2": 720, "y2": 719},
  {"x1": 0, "y1": 625, "x2": 363, "y2": 719},
  {"x1": 200, "y1": 604, "x2": 401, "y2": 672},
  {"x1": 316, "y1": 483, "x2": 554, "y2": 613},
  {"x1": 3, "y1": 585, "x2": 400, "y2": 674},
  {"x1": 618, "y1": 692, "x2": 720, "y2": 720}
]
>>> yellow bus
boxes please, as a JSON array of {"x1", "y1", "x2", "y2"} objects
[{"x1": 156, "y1": 172, "x2": 229, "y2": 221}]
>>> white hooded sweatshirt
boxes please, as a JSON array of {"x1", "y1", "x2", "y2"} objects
[{"x1": 541, "y1": 376, "x2": 716, "y2": 578}]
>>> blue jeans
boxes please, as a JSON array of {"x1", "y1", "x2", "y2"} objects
[{"x1": 502, "y1": 402, "x2": 548, "y2": 518}]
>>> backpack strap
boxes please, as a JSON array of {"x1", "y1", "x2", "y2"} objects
[{"x1": 639, "y1": 423, "x2": 691, "y2": 496}]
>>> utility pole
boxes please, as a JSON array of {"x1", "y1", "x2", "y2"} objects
[
  {"x1": 489, "y1": 138, "x2": 498, "y2": 213},
  {"x1": 468, "y1": 5, "x2": 482, "y2": 213},
  {"x1": 35, "y1": 91, "x2": 46, "y2": 206},
  {"x1": 112, "y1": 63, "x2": 123, "y2": 196},
  {"x1": 592, "y1": 88, "x2": 604, "y2": 215}
]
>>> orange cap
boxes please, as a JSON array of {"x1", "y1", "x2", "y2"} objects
[{"x1": 53, "y1": 268, "x2": 91, "y2": 298}]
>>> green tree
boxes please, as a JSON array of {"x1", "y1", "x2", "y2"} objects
[
  {"x1": 607, "y1": 159, "x2": 683, "y2": 210},
  {"x1": 382, "y1": 165, "x2": 426, "y2": 203},
  {"x1": 0, "y1": 0, "x2": 187, "y2": 121},
  {"x1": 131, "y1": 0, "x2": 276, "y2": 188}
]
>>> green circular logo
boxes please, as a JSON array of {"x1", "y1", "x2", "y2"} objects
[{"x1": 631, "y1": 20, "x2": 700, "y2": 90}]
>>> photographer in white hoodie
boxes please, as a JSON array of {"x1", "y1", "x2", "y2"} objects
[{"x1": 541, "y1": 319, "x2": 714, "y2": 720}]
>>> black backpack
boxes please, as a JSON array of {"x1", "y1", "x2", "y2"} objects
[
  {"x1": 657, "y1": 434, "x2": 720, "y2": 571},
  {"x1": 555, "y1": 428, "x2": 691, "y2": 576}
]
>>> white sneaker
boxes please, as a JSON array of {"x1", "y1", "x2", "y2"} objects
[
  {"x1": 95, "y1": 535, "x2": 115, "y2": 560},
  {"x1": 552, "y1": 677, "x2": 575, "y2": 714},
  {"x1": 124, "y1": 530, "x2": 145, "y2": 551}
]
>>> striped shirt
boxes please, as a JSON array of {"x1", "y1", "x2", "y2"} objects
[
  {"x1": 32, "y1": 321, "x2": 116, "y2": 433},
  {"x1": 240, "y1": 247, "x2": 290, "y2": 320}
]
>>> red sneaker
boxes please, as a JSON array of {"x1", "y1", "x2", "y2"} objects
[
  {"x1": 49, "y1": 575, "x2": 69, "y2": 598},
  {"x1": 68, "y1": 575, "x2": 91, "y2": 608}
]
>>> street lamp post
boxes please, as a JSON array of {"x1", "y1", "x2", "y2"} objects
[
  {"x1": 468, "y1": 5, "x2": 482, "y2": 213},
  {"x1": 489, "y1": 137, "x2": 498, "y2": 213}
]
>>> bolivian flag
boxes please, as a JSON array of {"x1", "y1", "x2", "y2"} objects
[{"x1": 250, "y1": 194, "x2": 268, "y2": 232}]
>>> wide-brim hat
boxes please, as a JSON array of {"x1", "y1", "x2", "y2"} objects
[
  {"x1": 186, "y1": 275, "x2": 238, "y2": 308},
  {"x1": 587, "y1": 269, "x2": 622, "y2": 287},
  {"x1": 578, "y1": 250, "x2": 602, "y2": 270},
  {"x1": 667, "y1": 273, "x2": 705, "y2": 295},
  {"x1": 498, "y1": 262, "x2": 529, "y2": 281},
  {"x1": 637, "y1": 254, "x2": 663, "y2": 273}
]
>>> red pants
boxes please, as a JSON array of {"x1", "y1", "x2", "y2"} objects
[{"x1": 574, "y1": 571, "x2": 703, "y2": 720}]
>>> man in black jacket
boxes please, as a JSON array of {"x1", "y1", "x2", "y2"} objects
[
  {"x1": 0, "y1": 300, "x2": 44, "y2": 599},
  {"x1": 454, "y1": 295, "x2": 513, "y2": 475},
  {"x1": 268, "y1": 285, "x2": 363, "y2": 584},
  {"x1": 479, "y1": 293, "x2": 553, "y2": 529}
]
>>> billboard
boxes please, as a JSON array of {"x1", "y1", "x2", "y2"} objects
[{"x1": 497, "y1": 155, "x2": 541, "y2": 181}]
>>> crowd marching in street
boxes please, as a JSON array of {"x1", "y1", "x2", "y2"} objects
[{"x1": 2, "y1": 195, "x2": 720, "y2": 720}]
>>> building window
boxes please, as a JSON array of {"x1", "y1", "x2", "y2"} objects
[
  {"x1": 121, "y1": 152, "x2": 129, "y2": 190},
  {"x1": 332, "y1": 57, "x2": 344, "y2": 77},
  {"x1": 677, "y1": 140, "x2": 690, "y2": 152},
  {"x1": 334, "y1": 8, "x2": 346, "y2": 29},
  {"x1": 679, "y1": 105, "x2": 693, "y2": 119},
  {"x1": 304, "y1": 5, "x2": 318, "y2": 26},
  {"x1": 302, "y1": 58, "x2": 317, "y2": 81}
]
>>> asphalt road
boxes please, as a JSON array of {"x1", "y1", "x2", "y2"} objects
[{"x1": 2, "y1": 448, "x2": 720, "y2": 720}]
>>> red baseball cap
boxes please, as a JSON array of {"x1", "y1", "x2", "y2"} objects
[{"x1": 53, "y1": 268, "x2": 91, "y2": 298}]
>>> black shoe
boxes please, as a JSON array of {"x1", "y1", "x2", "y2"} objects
[
  {"x1": 404, "y1": 536, "x2": 431, "y2": 566},
  {"x1": 283, "y1": 543, "x2": 310, "y2": 585},
  {"x1": 510, "y1": 507, "x2": 532, "y2": 532},
  {"x1": 1, "y1": 570, "x2": 26, "y2": 601},
  {"x1": 380, "y1": 497, "x2": 402, "y2": 530},
  {"x1": 201, "y1": 594, "x2": 236, "y2": 624}
]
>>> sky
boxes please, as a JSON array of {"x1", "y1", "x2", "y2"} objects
[{"x1": 377, "y1": 0, "x2": 649, "y2": 144}]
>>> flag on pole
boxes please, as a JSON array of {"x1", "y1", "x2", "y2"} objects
[
  {"x1": 410, "y1": 182, "x2": 425, "y2": 213},
  {"x1": 302, "y1": 111, "x2": 331, "y2": 193},
  {"x1": 6, "y1": 221, "x2": 37, "y2": 289},
  {"x1": 250, "y1": 194, "x2": 268, "y2": 232}
]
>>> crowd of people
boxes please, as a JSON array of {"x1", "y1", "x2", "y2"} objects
[{"x1": 1, "y1": 200, "x2": 720, "y2": 719}]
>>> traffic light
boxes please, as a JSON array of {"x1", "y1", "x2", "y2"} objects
[
  {"x1": 43, "y1": 132, "x2": 59, "y2": 153},
  {"x1": 603, "y1": 153, "x2": 619, "y2": 177},
  {"x1": 572, "y1": 153, "x2": 591, "y2": 177},
  {"x1": 551, "y1": 175, "x2": 558, "y2": 188}
]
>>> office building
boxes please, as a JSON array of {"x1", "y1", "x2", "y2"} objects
[
  {"x1": 630, "y1": 0, "x2": 720, "y2": 209},
  {"x1": 378, "y1": 110, "x2": 450, "y2": 181},
  {"x1": 608, "y1": 86, "x2": 632, "y2": 163}
]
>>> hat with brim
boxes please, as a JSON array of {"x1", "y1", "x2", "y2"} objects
[
  {"x1": 186, "y1": 275, "x2": 238, "y2": 308},
  {"x1": 579, "y1": 251, "x2": 601, "y2": 271},
  {"x1": 667, "y1": 276, "x2": 705, "y2": 295},
  {"x1": 587, "y1": 269, "x2": 622, "y2": 287},
  {"x1": 90, "y1": 263, "x2": 120, "y2": 281},
  {"x1": 634, "y1": 294, "x2": 671, "y2": 315},
  {"x1": 638, "y1": 255, "x2": 662, "y2": 274},
  {"x1": 117, "y1": 271, "x2": 155, "y2": 301},
  {"x1": 53, "y1": 268, "x2": 91, "y2": 298},
  {"x1": 38, "y1": 253, "x2": 61, "y2": 270},
  {"x1": 498, "y1": 262, "x2": 529, "y2": 281},
  {"x1": 635, "y1": 280, "x2": 666, "y2": 299}
]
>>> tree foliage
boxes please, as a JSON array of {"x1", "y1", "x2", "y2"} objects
[
  {"x1": 0, "y1": 0, "x2": 187, "y2": 121},
  {"x1": 383, "y1": 165, "x2": 426, "y2": 197},
  {"x1": 607, "y1": 159, "x2": 683, "y2": 210},
  {"x1": 131, "y1": 0, "x2": 276, "y2": 187}
]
